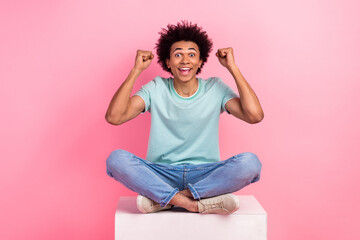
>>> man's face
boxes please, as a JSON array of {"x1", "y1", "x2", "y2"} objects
[{"x1": 166, "y1": 41, "x2": 203, "y2": 82}]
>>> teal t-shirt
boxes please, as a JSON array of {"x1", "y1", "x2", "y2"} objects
[{"x1": 134, "y1": 76, "x2": 239, "y2": 165}]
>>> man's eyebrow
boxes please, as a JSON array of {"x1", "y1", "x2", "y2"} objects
[{"x1": 173, "y1": 48, "x2": 198, "y2": 52}]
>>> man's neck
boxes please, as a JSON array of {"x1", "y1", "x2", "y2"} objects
[{"x1": 173, "y1": 77, "x2": 199, "y2": 97}]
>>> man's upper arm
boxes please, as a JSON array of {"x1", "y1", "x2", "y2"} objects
[
  {"x1": 225, "y1": 97, "x2": 252, "y2": 123},
  {"x1": 121, "y1": 95, "x2": 146, "y2": 124}
]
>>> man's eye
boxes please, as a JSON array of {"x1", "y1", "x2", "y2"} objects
[
  {"x1": 175, "y1": 53, "x2": 181, "y2": 57},
  {"x1": 189, "y1": 53, "x2": 195, "y2": 57}
]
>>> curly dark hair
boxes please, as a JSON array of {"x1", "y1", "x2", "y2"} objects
[{"x1": 155, "y1": 20, "x2": 213, "y2": 74}]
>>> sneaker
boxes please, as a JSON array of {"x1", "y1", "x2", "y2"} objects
[
  {"x1": 136, "y1": 195, "x2": 173, "y2": 213},
  {"x1": 198, "y1": 193, "x2": 240, "y2": 214}
]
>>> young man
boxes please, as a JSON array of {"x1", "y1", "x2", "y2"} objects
[{"x1": 105, "y1": 21, "x2": 264, "y2": 214}]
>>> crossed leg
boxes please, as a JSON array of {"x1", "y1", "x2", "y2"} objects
[
  {"x1": 107, "y1": 149, "x2": 261, "y2": 212},
  {"x1": 168, "y1": 152, "x2": 262, "y2": 212},
  {"x1": 169, "y1": 189, "x2": 198, "y2": 212}
]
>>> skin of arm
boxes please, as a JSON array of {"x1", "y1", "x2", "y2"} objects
[
  {"x1": 216, "y1": 47, "x2": 264, "y2": 124},
  {"x1": 105, "y1": 50, "x2": 153, "y2": 125}
]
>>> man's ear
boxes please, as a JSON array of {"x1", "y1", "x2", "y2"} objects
[{"x1": 166, "y1": 59, "x2": 170, "y2": 68}]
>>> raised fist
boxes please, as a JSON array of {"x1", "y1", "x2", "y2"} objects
[{"x1": 134, "y1": 50, "x2": 154, "y2": 71}]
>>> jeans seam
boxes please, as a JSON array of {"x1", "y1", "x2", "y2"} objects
[
  {"x1": 183, "y1": 166, "x2": 186, "y2": 190},
  {"x1": 187, "y1": 183, "x2": 200, "y2": 199}
]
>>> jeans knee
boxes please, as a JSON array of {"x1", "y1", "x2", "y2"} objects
[
  {"x1": 106, "y1": 149, "x2": 132, "y2": 171},
  {"x1": 245, "y1": 152, "x2": 262, "y2": 174},
  {"x1": 233, "y1": 152, "x2": 262, "y2": 176}
]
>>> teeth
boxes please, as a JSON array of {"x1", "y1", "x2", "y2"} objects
[{"x1": 179, "y1": 68, "x2": 190, "y2": 70}]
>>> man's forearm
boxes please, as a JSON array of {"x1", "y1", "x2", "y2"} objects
[{"x1": 228, "y1": 65, "x2": 264, "y2": 122}]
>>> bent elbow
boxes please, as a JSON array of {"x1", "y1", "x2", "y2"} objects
[
  {"x1": 105, "y1": 115, "x2": 123, "y2": 125},
  {"x1": 248, "y1": 112, "x2": 264, "y2": 124}
]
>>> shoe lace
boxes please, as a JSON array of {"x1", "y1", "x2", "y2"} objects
[
  {"x1": 202, "y1": 199, "x2": 224, "y2": 211},
  {"x1": 148, "y1": 198, "x2": 171, "y2": 209}
]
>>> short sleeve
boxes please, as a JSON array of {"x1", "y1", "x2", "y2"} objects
[
  {"x1": 133, "y1": 78, "x2": 157, "y2": 113},
  {"x1": 217, "y1": 78, "x2": 240, "y2": 114}
]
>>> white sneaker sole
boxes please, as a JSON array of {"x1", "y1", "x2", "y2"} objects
[
  {"x1": 228, "y1": 194, "x2": 241, "y2": 212},
  {"x1": 136, "y1": 195, "x2": 147, "y2": 213}
]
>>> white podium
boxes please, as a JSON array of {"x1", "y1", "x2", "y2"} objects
[{"x1": 115, "y1": 195, "x2": 267, "y2": 240}]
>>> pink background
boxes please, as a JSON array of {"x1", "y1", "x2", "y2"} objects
[{"x1": 1, "y1": 0, "x2": 359, "y2": 239}]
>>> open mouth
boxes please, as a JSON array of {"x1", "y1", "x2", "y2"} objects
[{"x1": 178, "y1": 67, "x2": 192, "y2": 75}]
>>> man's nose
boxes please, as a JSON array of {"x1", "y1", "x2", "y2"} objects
[{"x1": 181, "y1": 55, "x2": 190, "y2": 63}]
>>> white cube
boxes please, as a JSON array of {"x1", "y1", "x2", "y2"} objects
[{"x1": 115, "y1": 195, "x2": 267, "y2": 240}]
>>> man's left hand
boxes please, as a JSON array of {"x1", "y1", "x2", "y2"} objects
[{"x1": 216, "y1": 47, "x2": 237, "y2": 70}]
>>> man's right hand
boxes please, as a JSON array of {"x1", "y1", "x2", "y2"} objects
[{"x1": 134, "y1": 50, "x2": 154, "y2": 71}]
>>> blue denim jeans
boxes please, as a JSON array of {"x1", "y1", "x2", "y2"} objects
[{"x1": 106, "y1": 149, "x2": 262, "y2": 207}]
